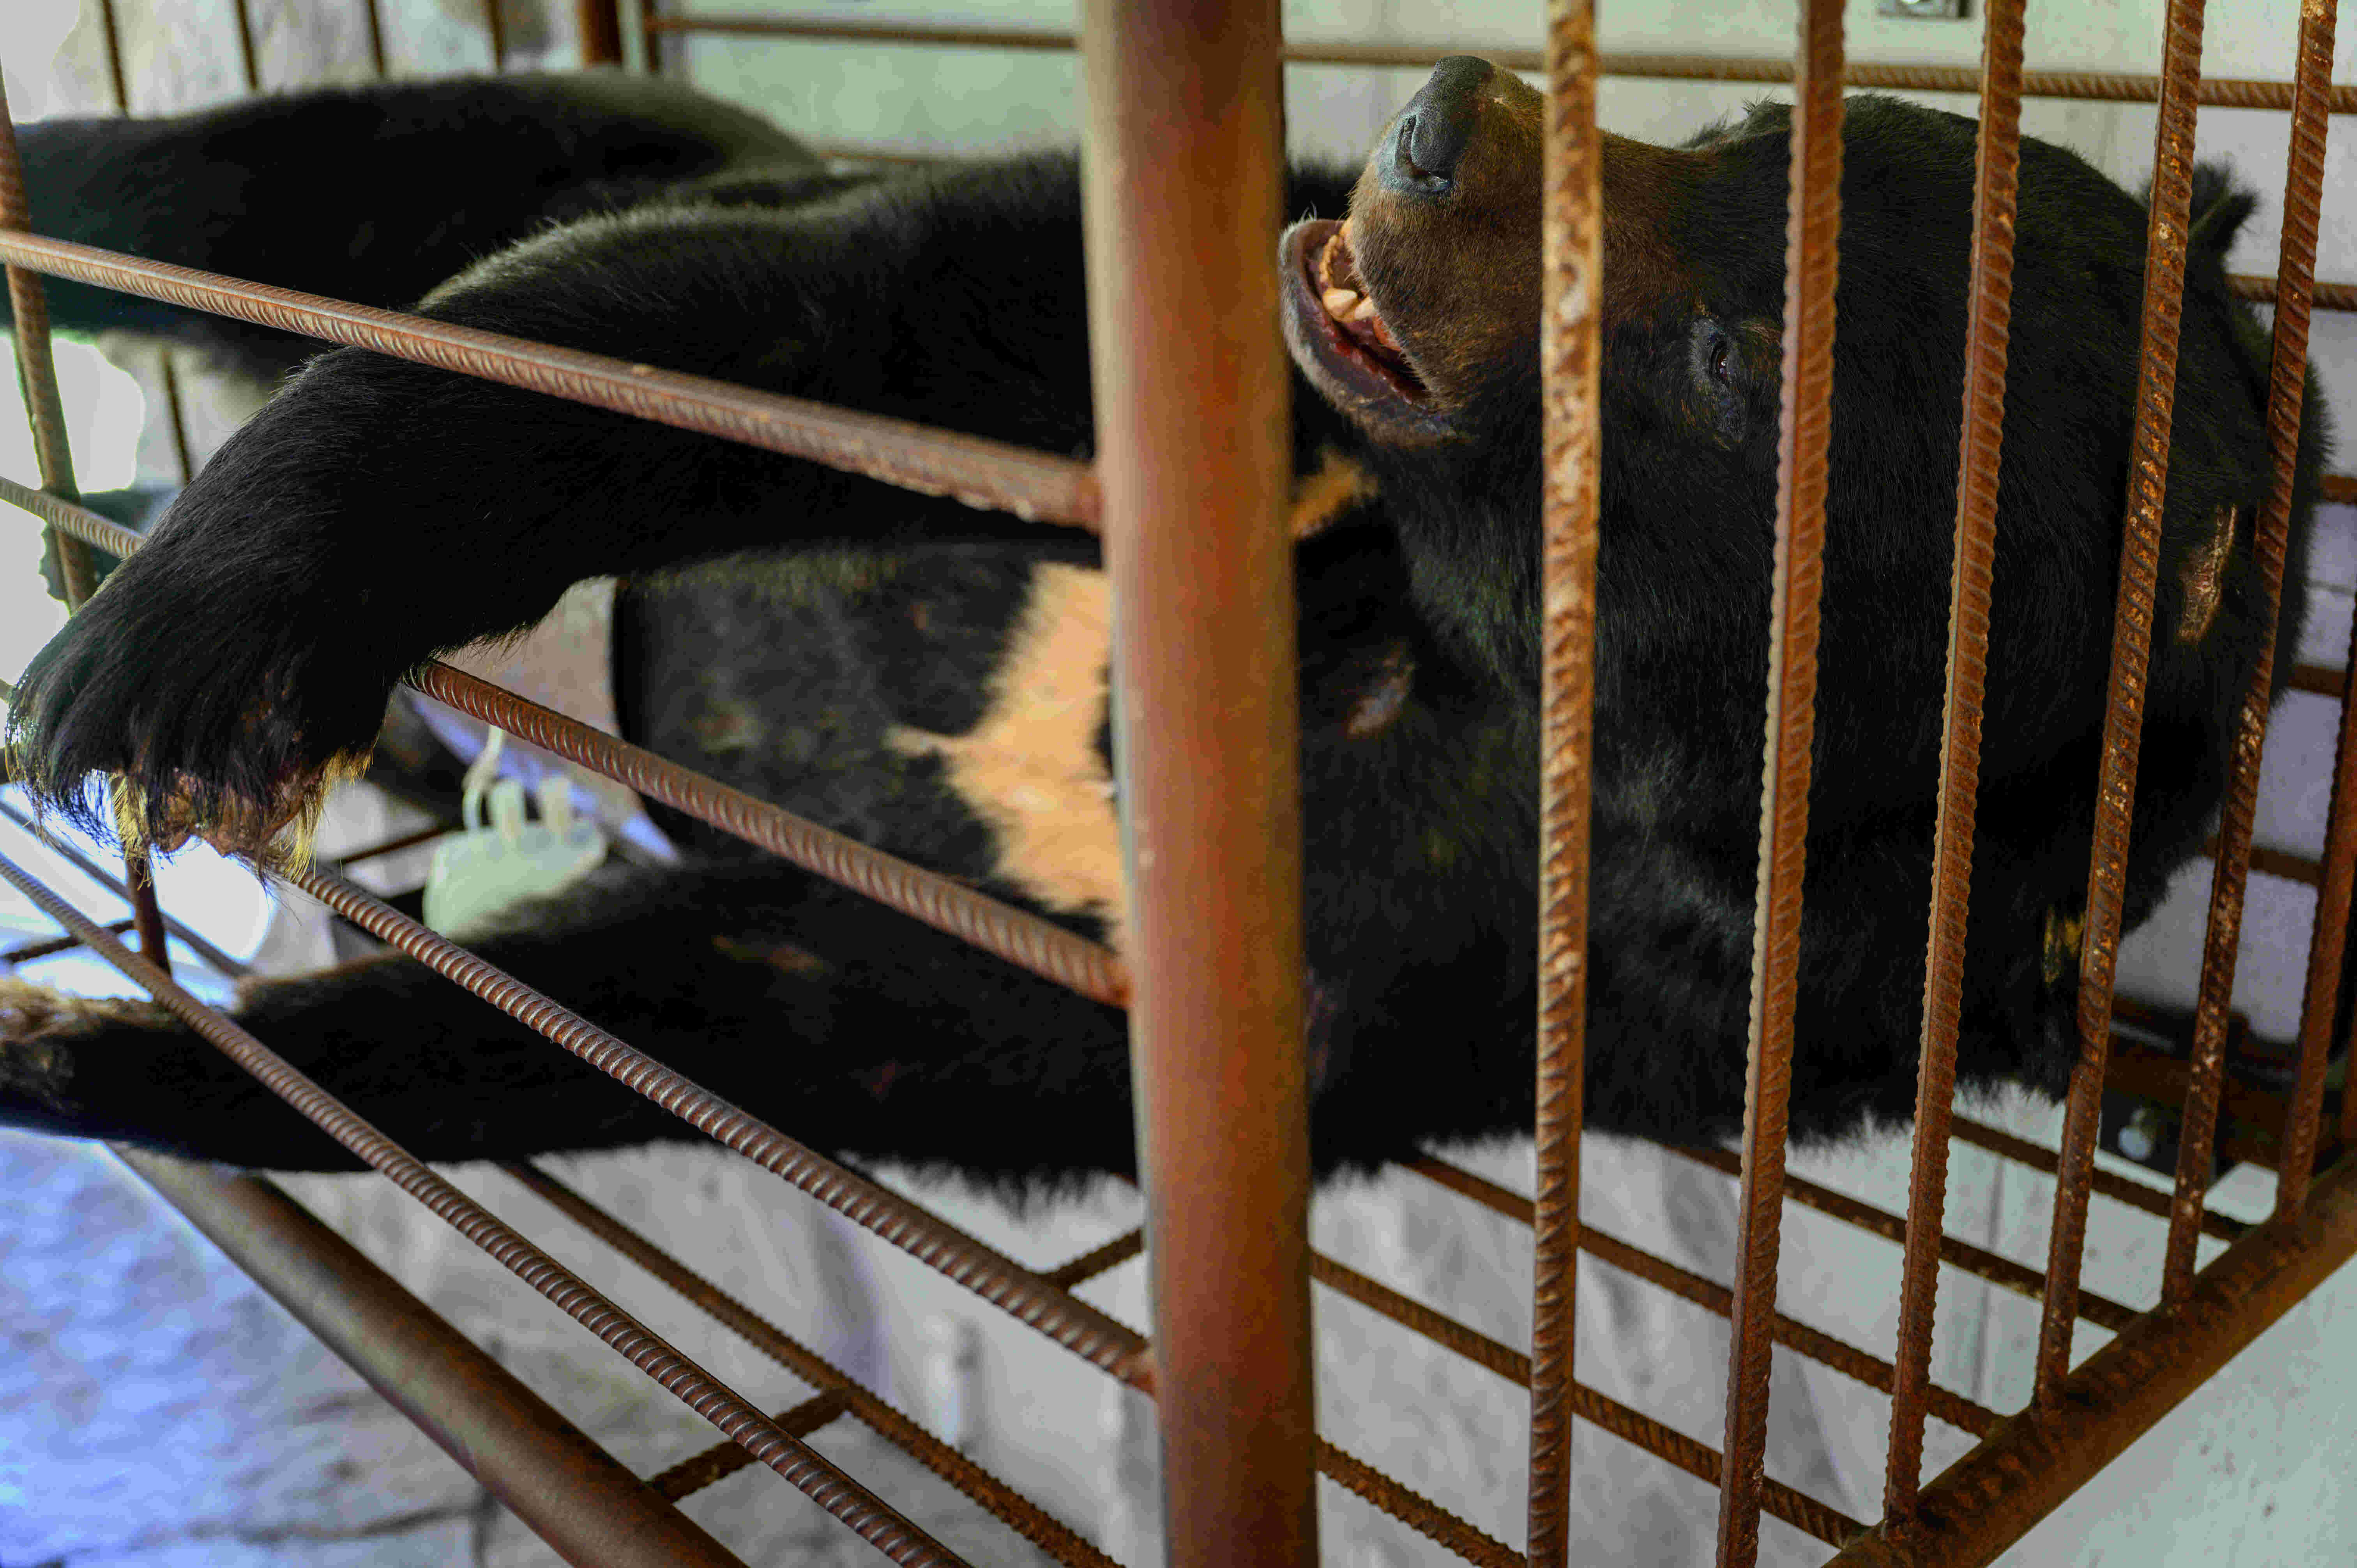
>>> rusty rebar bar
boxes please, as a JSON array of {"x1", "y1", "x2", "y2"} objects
[
  {"x1": 1, "y1": 916, "x2": 134, "y2": 964},
  {"x1": 324, "y1": 821, "x2": 455, "y2": 868},
  {"x1": 230, "y1": 0, "x2": 261, "y2": 90},
  {"x1": 1717, "y1": 4, "x2": 1843, "y2": 1562},
  {"x1": 1674, "y1": 1144, "x2": 2139, "y2": 1332},
  {"x1": 2230, "y1": 273, "x2": 2355, "y2": 311},
  {"x1": 1887, "y1": 0, "x2": 2024, "y2": 1520},
  {"x1": 2325, "y1": 473, "x2": 2355, "y2": 506},
  {"x1": 281, "y1": 865, "x2": 1151, "y2": 1384},
  {"x1": 632, "y1": 14, "x2": 2357, "y2": 113},
  {"x1": 483, "y1": 0, "x2": 507, "y2": 68},
  {"x1": 362, "y1": 0, "x2": 389, "y2": 77},
  {"x1": 1316, "y1": 1440, "x2": 1520, "y2": 1568},
  {"x1": 1827, "y1": 1150, "x2": 2357, "y2": 1566},
  {"x1": 498, "y1": 1160, "x2": 1117, "y2": 1566},
  {"x1": 1308, "y1": 1248, "x2": 1862, "y2": 1546},
  {"x1": 0, "y1": 797, "x2": 250, "y2": 977},
  {"x1": 2037, "y1": 0, "x2": 2208, "y2": 1408},
  {"x1": 0, "y1": 848, "x2": 972, "y2": 1568},
  {"x1": 1038, "y1": 1227, "x2": 1144, "y2": 1289},
  {"x1": 122, "y1": 1153, "x2": 756, "y2": 1568},
  {"x1": 1948, "y1": 1115, "x2": 2246, "y2": 1243},
  {"x1": 578, "y1": 0, "x2": 625, "y2": 65},
  {"x1": 1404, "y1": 1156, "x2": 2000, "y2": 1439},
  {"x1": 1529, "y1": 4, "x2": 1604, "y2": 1563},
  {"x1": 1080, "y1": 4, "x2": 1315, "y2": 1564},
  {"x1": 0, "y1": 474, "x2": 1127, "y2": 1006},
  {"x1": 0, "y1": 232, "x2": 1103, "y2": 528},
  {"x1": 97, "y1": 0, "x2": 131, "y2": 111},
  {"x1": 412, "y1": 662, "x2": 1129, "y2": 1006},
  {"x1": 0, "y1": 87, "x2": 95, "y2": 608},
  {"x1": 647, "y1": 1389, "x2": 854, "y2": 1503},
  {"x1": 2171, "y1": 0, "x2": 2336, "y2": 1268},
  {"x1": 2262, "y1": 0, "x2": 2343, "y2": 1224}
]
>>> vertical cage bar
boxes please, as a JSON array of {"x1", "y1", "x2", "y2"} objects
[
  {"x1": 230, "y1": 0, "x2": 261, "y2": 91},
  {"x1": 1078, "y1": 4, "x2": 1315, "y2": 1564},
  {"x1": 120, "y1": 1153, "x2": 754, "y2": 1568},
  {"x1": 0, "y1": 81, "x2": 95, "y2": 606},
  {"x1": 2035, "y1": 0, "x2": 2208, "y2": 1403},
  {"x1": 2262, "y1": 0, "x2": 2342, "y2": 1220},
  {"x1": 578, "y1": 0, "x2": 626, "y2": 67},
  {"x1": 1527, "y1": 5, "x2": 1603, "y2": 1564},
  {"x1": 1716, "y1": 5, "x2": 1843, "y2": 1564},
  {"x1": 97, "y1": 0, "x2": 131, "y2": 111},
  {"x1": 484, "y1": 0, "x2": 508, "y2": 69},
  {"x1": 1884, "y1": 0, "x2": 2025, "y2": 1519},
  {"x1": 361, "y1": 0, "x2": 389, "y2": 77}
]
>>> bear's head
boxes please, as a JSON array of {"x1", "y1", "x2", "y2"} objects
[{"x1": 1279, "y1": 60, "x2": 2291, "y2": 846}]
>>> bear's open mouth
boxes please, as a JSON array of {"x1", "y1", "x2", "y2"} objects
[
  {"x1": 1309, "y1": 225, "x2": 1425, "y2": 399},
  {"x1": 1281, "y1": 220, "x2": 1446, "y2": 439}
]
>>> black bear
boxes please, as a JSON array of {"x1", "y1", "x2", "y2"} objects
[{"x1": 0, "y1": 63, "x2": 2326, "y2": 1182}]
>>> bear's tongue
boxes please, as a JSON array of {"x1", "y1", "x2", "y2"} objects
[{"x1": 1316, "y1": 226, "x2": 1413, "y2": 371}]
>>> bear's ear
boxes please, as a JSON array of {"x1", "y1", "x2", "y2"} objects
[{"x1": 2187, "y1": 164, "x2": 2258, "y2": 259}]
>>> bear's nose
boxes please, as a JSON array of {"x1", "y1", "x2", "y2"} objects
[{"x1": 1385, "y1": 55, "x2": 1497, "y2": 195}]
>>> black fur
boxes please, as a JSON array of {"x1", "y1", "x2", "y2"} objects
[{"x1": 0, "y1": 76, "x2": 2327, "y2": 1181}]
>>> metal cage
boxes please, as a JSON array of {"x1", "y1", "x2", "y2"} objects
[{"x1": 1, "y1": 2, "x2": 2352, "y2": 1564}]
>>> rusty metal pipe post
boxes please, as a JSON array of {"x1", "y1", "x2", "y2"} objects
[
  {"x1": 118, "y1": 1153, "x2": 753, "y2": 1568},
  {"x1": 1078, "y1": 3, "x2": 1317, "y2": 1563},
  {"x1": 577, "y1": 0, "x2": 625, "y2": 66}
]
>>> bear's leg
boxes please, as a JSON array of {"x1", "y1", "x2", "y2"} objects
[
  {"x1": 6, "y1": 172, "x2": 1099, "y2": 854},
  {"x1": 0, "y1": 859, "x2": 1133, "y2": 1178}
]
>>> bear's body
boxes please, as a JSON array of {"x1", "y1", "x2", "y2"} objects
[{"x1": 0, "y1": 69, "x2": 2325, "y2": 1181}]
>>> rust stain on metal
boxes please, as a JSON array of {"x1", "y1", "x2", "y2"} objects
[
  {"x1": 0, "y1": 851, "x2": 972, "y2": 1568},
  {"x1": 2039, "y1": 0, "x2": 2209, "y2": 1401},
  {"x1": 1889, "y1": 0, "x2": 2023, "y2": 1520}
]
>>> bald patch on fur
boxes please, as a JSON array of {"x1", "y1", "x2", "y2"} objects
[
  {"x1": 887, "y1": 563, "x2": 1126, "y2": 951},
  {"x1": 2177, "y1": 503, "x2": 2239, "y2": 645}
]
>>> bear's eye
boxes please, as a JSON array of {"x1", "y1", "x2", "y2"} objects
[{"x1": 1709, "y1": 334, "x2": 1732, "y2": 385}]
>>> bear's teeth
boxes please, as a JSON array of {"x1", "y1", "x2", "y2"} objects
[
  {"x1": 1322, "y1": 287, "x2": 1362, "y2": 319},
  {"x1": 1348, "y1": 297, "x2": 1380, "y2": 323}
]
